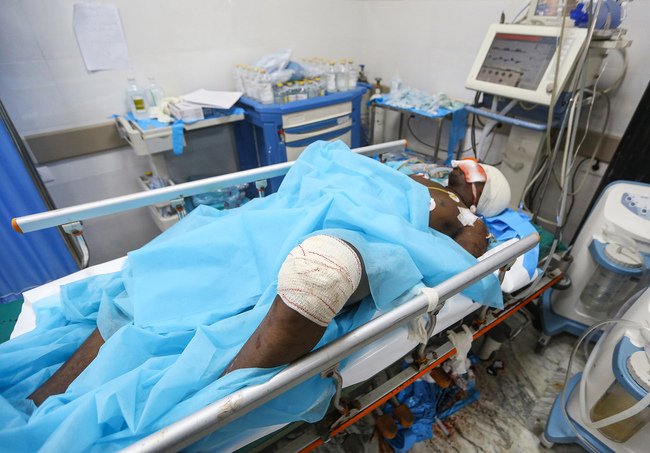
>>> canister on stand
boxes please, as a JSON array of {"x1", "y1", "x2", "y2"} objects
[{"x1": 580, "y1": 240, "x2": 648, "y2": 316}]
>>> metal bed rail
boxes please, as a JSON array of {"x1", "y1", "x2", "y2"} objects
[
  {"x1": 119, "y1": 233, "x2": 539, "y2": 453},
  {"x1": 11, "y1": 140, "x2": 407, "y2": 235}
]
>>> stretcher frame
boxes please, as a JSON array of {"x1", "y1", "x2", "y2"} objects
[{"x1": 12, "y1": 140, "x2": 542, "y2": 453}]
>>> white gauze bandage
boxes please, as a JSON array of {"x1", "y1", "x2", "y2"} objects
[{"x1": 277, "y1": 235, "x2": 362, "y2": 327}]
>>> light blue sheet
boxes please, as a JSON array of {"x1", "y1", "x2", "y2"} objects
[{"x1": 0, "y1": 141, "x2": 501, "y2": 452}]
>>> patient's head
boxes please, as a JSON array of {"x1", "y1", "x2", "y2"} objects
[{"x1": 448, "y1": 160, "x2": 511, "y2": 218}]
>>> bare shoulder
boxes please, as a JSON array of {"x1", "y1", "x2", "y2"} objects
[
  {"x1": 408, "y1": 174, "x2": 444, "y2": 189},
  {"x1": 453, "y1": 217, "x2": 489, "y2": 258}
]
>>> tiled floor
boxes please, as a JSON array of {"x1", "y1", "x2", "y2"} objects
[{"x1": 315, "y1": 310, "x2": 587, "y2": 453}]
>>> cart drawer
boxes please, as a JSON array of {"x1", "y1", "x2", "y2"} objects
[{"x1": 282, "y1": 102, "x2": 352, "y2": 129}]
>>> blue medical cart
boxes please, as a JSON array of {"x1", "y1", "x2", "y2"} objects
[{"x1": 234, "y1": 84, "x2": 369, "y2": 193}]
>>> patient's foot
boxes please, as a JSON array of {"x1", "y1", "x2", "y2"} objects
[{"x1": 28, "y1": 328, "x2": 105, "y2": 407}]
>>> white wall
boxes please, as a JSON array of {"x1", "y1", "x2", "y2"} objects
[
  {"x1": 360, "y1": 0, "x2": 650, "y2": 138},
  {"x1": 0, "y1": 0, "x2": 365, "y2": 135}
]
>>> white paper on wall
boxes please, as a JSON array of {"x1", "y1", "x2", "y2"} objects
[{"x1": 73, "y1": 3, "x2": 131, "y2": 72}]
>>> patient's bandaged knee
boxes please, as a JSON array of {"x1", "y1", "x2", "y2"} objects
[{"x1": 277, "y1": 235, "x2": 362, "y2": 327}]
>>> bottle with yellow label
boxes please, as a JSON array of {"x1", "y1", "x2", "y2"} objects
[{"x1": 126, "y1": 78, "x2": 148, "y2": 120}]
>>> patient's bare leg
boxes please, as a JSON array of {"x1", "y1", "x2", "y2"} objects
[
  {"x1": 28, "y1": 328, "x2": 104, "y2": 407},
  {"x1": 222, "y1": 239, "x2": 369, "y2": 376}
]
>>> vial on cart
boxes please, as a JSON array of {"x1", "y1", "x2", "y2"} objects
[
  {"x1": 273, "y1": 83, "x2": 285, "y2": 104},
  {"x1": 296, "y1": 80, "x2": 308, "y2": 101},
  {"x1": 126, "y1": 78, "x2": 149, "y2": 120},
  {"x1": 286, "y1": 82, "x2": 297, "y2": 102},
  {"x1": 336, "y1": 59, "x2": 349, "y2": 92},
  {"x1": 307, "y1": 79, "x2": 318, "y2": 98},
  {"x1": 259, "y1": 69, "x2": 274, "y2": 104},
  {"x1": 326, "y1": 61, "x2": 337, "y2": 93},
  {"x1": 146, "y1": 77, "x2": 165, "y2": 107},
  {"x1": 347, "y1": 60, "x2": 357, "y2": 90},
  {"x1": 315, "y1": 77, "x2": 325, "y2": 96},
  {"x1": 233, "y1": 64, "x2": 244, "y2": 92}
]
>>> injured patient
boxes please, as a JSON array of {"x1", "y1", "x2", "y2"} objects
[
  {"x1": 29, "y1": 153, "x2": 510, "y2": 405},
  {"x1": 2, "y1": 142, "x2": 509, "y2": 452}
]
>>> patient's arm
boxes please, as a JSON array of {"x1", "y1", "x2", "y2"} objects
[
  {"x1": 28, "y1": 328, "x2": 104, "y2": 407},
  {"x1": 222, "y1": 241, "x2": 370, "y2": 376},
  {"x1": 221, "y1": 295, "x2": 327, "y2": 375},
  {"x1": 454, "y1": 219, "x2": 489, "y2": 258}
]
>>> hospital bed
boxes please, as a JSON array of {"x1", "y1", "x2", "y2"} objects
[{"x1": 9, "y1": 140, "x2": 556, "y2": 453}]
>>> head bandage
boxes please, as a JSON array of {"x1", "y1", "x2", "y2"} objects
[
  {"x1": 475, "y1": 164, "x2": 511, "y2": 218},
  {"x1": 277, "y1": 235, "x2": 362, "y2": 327},
  {"x1": 451, "y1": 159, "x2": 487, "y2": 183}
]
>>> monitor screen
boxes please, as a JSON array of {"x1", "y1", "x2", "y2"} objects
[{"x1": 476, "y1": 33, "x2": 556, "y2": 91}]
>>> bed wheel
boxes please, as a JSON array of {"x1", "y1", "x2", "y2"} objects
[
  {"x1": 392, "y1": 404, "x2": 415, "y2": 428},
  {"x1": 539, "y1": 433, "x2": 554, "y2": 449},
  {"x1": 535, "y1": 334, "x2": 551, "y2": 354},
  {"x1": 375, "y1": 413, "x2": 399, "y2": 439},
  {"x1": 552, "y1": 276, "x2": 571, "y2": 291}
]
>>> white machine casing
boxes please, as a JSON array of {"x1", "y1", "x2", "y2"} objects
[
  {"x1": 465, "y1": 24, "x2": 589, "y2": 105},
  {"x1": 563, "y1": 287, "x2": 650, "y2": 451},
  {"x1": 551, "y1": 182, "x2": 650, "y2": 327}
]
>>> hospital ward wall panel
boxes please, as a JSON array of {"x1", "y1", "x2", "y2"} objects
[
  {"x1": 0, "y1": 0, "x2": 364, "y2": 136},
  {"x1": 359, "y1": 0, "x2": 650, "y2": 139},
  {"x1": 40, "y1": 146, "x2": 162, "y2": 266}
]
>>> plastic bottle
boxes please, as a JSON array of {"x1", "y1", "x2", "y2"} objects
[
  {"x1": 244, "y1": 66, "x2": 254, "y2": 98},
  {"x1": 347, "y1": 60, "x2": 357, "y2": 90},
  {"x1": 252, "y1": 68, "x2": 263, "y2": 101},
  {"x1": 326, "y1": 61, "x2": 337, "y2": 93},
  {"x1": 273, "y1": 83, "x2": 285, "y2": 104},
  {"x1": 286, "y1": 82, "x2": 297, "y2": 102},
  {"x1": 315, "y1": 77, "x2": 325, "y2": 96},
  {"x1": 146, "y1": 77, "x2": 165, "y2": 107},
  {"x1": 233, "y1": 64, "x2": 244, "y2": 92},
  {"x1": 296, "y1": 80, "x2": 308, "y2": 101},
  {"x1": 336, "y1": 59, "x2": 349, "y2": 92},
  {"x1": 390, "y1": 69, "x2": 402, "y2": 94},
  {"x1": 259, "y1": 69, "x2": 274, "y2": 104},
  {"x1": 126, "y1": 78, "x2": 149, "y2": 120},
  {"x1": 319, "y1": 59, "x2": 328, "y2": 76}
]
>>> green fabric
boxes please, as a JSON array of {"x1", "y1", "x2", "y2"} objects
[
  {"x1": 0, "y1": 299, "x2": 22, "y2": 344},
  {"x1": 533, "y1": 223, "x2": 567, "y2": 258}
]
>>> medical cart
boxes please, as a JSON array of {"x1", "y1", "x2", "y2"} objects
[{"x1": 234, "y1": 84, "x2": 369, "y2": 193}]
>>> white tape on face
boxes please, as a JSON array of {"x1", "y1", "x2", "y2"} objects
[
  {"x1": 277, "y1": 235, "x2": 362, "y2": 327},
  {"x1": 430, "y1": 198, "x2": 437, "y2": 212},
  {"x1": 457, "y1": 206, "x2": 478, "y2": 226}
]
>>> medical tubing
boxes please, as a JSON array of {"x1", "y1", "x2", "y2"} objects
[
  {"x1": 533, "y1": 0, "x2": 603, "y2": 288},
  {"x1": 531, "y1": 96, "x2": 572, "y2": 222},
  {"x1": 543, "y1": 5, "x2": 568, "y2": 171},
  {"x1": 118, "y1": 234, "x2": 539, "y2": 453},
  {"x1": 570, "y1": 91, "x2": 610, "y2": 196},
  {"x1": 569, "y1": 60, "x2": 606, "y2": 174},
  {"x1": 600, "y1": 48, "x2": 628, "y2": 95}
]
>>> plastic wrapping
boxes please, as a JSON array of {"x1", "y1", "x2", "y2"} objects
[{"x1": 386, "y1": 358, "x2": 480, "y2": 453}]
